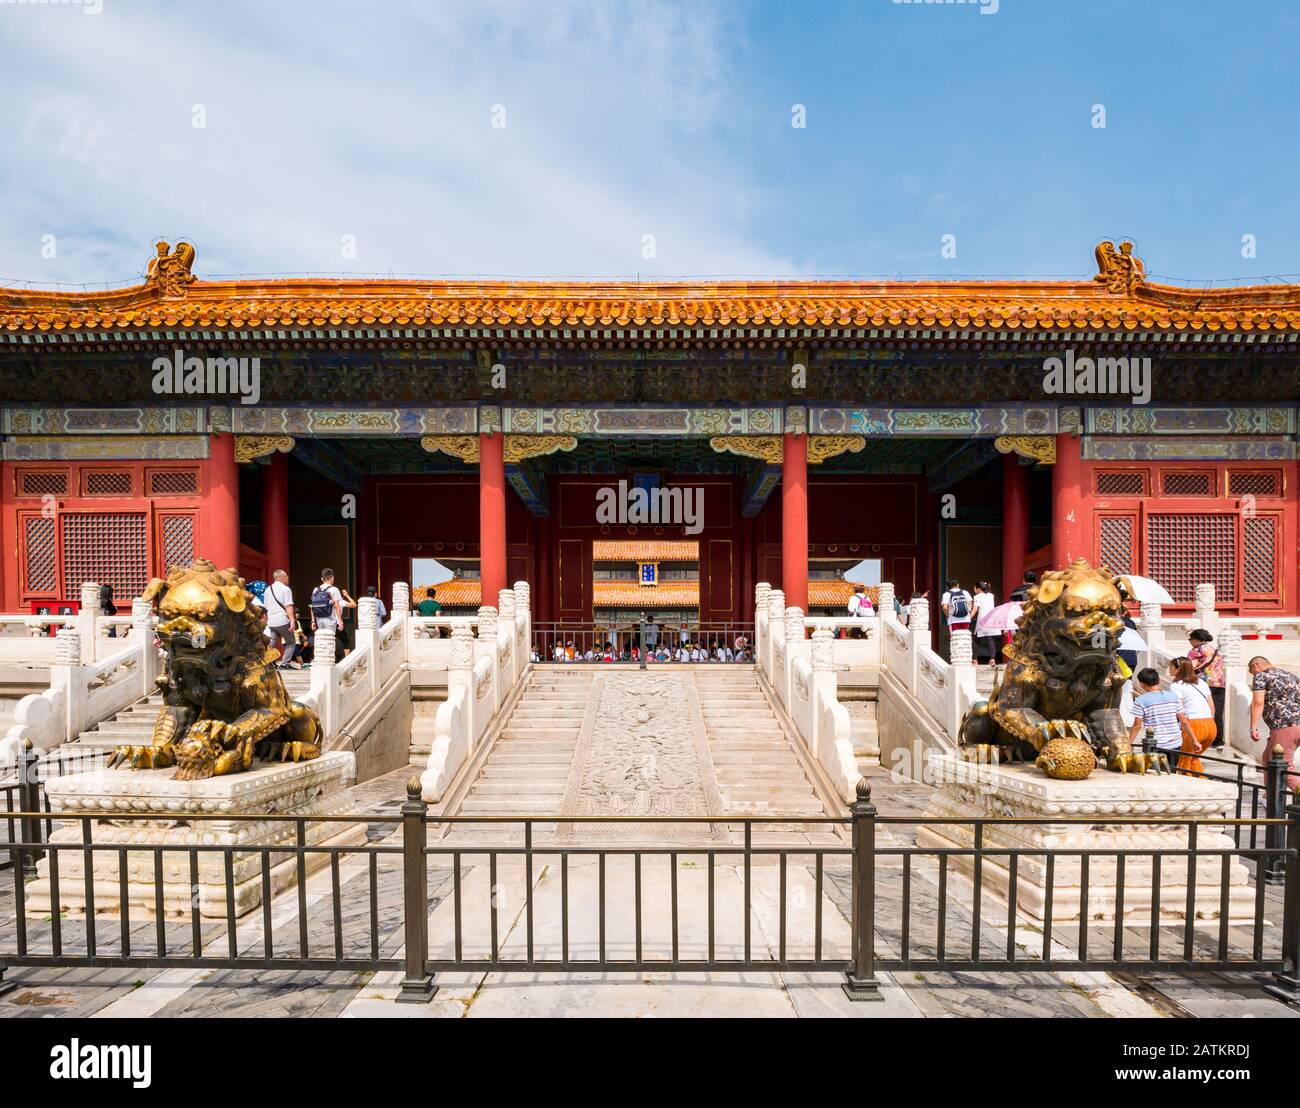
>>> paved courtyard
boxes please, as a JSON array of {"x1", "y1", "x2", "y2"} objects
[{"x1": 2, "y1": 762, "x2": 1295, "y2": 1019}]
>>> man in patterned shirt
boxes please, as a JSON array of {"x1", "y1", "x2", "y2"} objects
[{"x1": 1250, "y1": 657, "x2": 1300, "y2": 786}]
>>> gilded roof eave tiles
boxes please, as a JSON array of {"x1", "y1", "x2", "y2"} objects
[{"x1": 10, "y1": 278, "x2": 1300, "y2": 335}]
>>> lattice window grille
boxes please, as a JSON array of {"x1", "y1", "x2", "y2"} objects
[
  {"x1": 1146, "y1": 513, "x2": 1236, "y2": 603},
  {"x1": 1243, "y1": 516, "x2": 1278, "y2": 595},
  {"x1": 161, "y1": 515, "x2": 195, "y2": 570},
  {"x1": 83, "y1": 470, "x2": 133, "y2": 497},
  {"x1": 23, "y1": 516, "x2": 56, "y2": 593},
  {"x1": 1161, "y1": 471, "x2": 1214, "y2": 497},
  {"x1": 1229, "y1": 471, "x2": 1282, "y2": 498},
  {"x1": 16, "y1": 470, "x2": 68, "y2": 497},
  {"x1": 60, "y1": 513, "x2": 148, "y2": 600},
  {"x1": 1096, "y1": 471, "x2": 1146, "y2": 496},
  {"x1": 1097, "y1": 516, "x2": 1134, "y2": 576},
  {"x1": 148, "y1": 469, "x2": 199, "y2": 496}
]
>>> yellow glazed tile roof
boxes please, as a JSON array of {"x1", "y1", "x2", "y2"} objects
[
  {"x1": 592, "y1": 581, "x2": 699, "y2": 607},
  {"x1": 6, "y1": 241, "x2": 1300, "y2": 334},
  {"x1": 591, "y1": 540, "x2": 700, "y2": 562}
]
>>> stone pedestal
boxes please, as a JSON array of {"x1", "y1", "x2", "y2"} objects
[
  {"x1": 27, "y1": 752, "x2": 365, "y2": 920},
  {"x1": 916, "y1": 754, "x2": 1256, "y2": 923}
]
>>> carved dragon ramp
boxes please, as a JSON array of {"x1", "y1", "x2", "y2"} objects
[{"x1": 555, "y1": 671, "x2": 728, "y2": 844}]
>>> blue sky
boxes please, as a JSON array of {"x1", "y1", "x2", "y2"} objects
[{"x1": 1, "y1": 0, "x2": 1296, "y2": 286}]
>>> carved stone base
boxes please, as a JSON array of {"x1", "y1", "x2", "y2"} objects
[
  {"x1": 27, "y1": 752, "x2": 365, "y2": 920},
  {"x1": 915, "y1": 754, "x2": 1256, "y2": 923}
]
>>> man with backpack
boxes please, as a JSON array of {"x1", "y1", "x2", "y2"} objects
[
  {"x1": 309, "y1": 568, "x2": 345, "y2": 662},
  {"x1": 941, "y1": 578, "x2": 974, "y2": 633}
]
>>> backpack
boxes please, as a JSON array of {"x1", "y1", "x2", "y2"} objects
[
  {"x1": 310, "y1": 585, "x2": 334, "y2": 620},
  {"x1": 948, "y1": 591, "x2": 971, "y2": 621}
]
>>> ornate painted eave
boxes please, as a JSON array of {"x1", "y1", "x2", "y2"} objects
[{"x1": 7, "y1": 240, "x2": 1300, "y2": 335}]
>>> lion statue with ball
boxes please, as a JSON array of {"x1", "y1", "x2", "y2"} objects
[{"x1": 958, "y1": 558, "x2": 1168, "y2": 780}]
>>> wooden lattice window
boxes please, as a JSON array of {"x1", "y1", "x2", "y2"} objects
[
  {"x1": 60, "y1": 512, "x2": 148, "y2": 600},
  {"x1": 1095, "y1": 470, "x2": 1148, "y2": 496},
  {"x1": 23, "y1": 515, "x2": 56, "y2": 594},
  {"x1": 147, "y1": 468, "x2": 199, "y2": 496},
  {"x1": 1098, "y1": 516, "x2": 1135, "y2": 576},
  {"x1": 1160, "y1": 470, "x2": 1215, "y2": 497},
  {"x1": 1146, "y1": 513, "x2": 1236, "y2": 603},
  {"x1": 161, "y1": 514, "x2": 195, "y2": 569},
  {"x1": 16, "y1": 469, "x2": 69, "y2": 497},
  {"x1": 1243, "y1": 516, "x2": 1279, "y2": 596},
  {"x1": 81, "y1": 469, "x2": 134, "y2": 497},
  {"x1": 1229, "y1": 470, "x2": 1283, "y2": 499}
]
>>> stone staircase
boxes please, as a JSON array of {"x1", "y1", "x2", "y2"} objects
[
  {"x1": 691, "y1": 668, "x2": 830, "y2": 820},
  {"x1": 407, "y1": 685, "x2": 449, "y2": 767},
  {"x1": 450, "y1": 667, "x2": 593, "y2": 820},
  {"x1": 68, "y1": 667, "x2": 314, "y2": 751},
  {"x1": 837, "y1": 686, "x2": 879, "y2": 774}
]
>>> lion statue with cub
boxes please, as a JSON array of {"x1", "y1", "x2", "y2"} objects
[
  {"x1": 108, "y1": 559, "x2": 321, "y2": 780},
  {"x1": 959, "y1": 558, "x2": 1168, "y2": 780}
]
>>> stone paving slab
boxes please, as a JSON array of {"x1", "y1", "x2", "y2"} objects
[{"x1": 3, "y1": 761, "x2": 1299, "y2": 1017}]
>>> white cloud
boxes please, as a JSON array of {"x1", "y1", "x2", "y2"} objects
[{"x1": 0, "y1": 0, "x2": 801, "y2": 285}]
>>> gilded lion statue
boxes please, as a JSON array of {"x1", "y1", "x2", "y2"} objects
[
  {"x1": 108, "y1": 559, "x2": 322, "y2": 780},
  {"x1": 958, "y1": 558, "x2": 1168, "y2": 780}
]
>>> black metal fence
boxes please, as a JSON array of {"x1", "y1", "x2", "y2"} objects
[
  {"x1": 1174, "y1": 745, "x2": 1292, "y2": 884},
  {"x1": 531, "y1": 621, "x2": 755, "y2": 665},
  {"x1": 4, "y1": 776, "x2": 1300, "y2": 1005}
]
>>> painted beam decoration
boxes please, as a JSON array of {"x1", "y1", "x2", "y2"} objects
[
  {"x1": 1, "y1": 435, "x2": 210, "y2": 461},
  {"x1": 503, "y1": 407, "x2": 783, "y2": 435},
  {"x1": 809, "y1": 406, "x2": 1081, "y2": 437},
  {"x1": 1083, "y1": 437, "x2": 1296, "y2": 461},
  {"x1": 233, "y1": 406, "x2": 477, "y2": 436}
]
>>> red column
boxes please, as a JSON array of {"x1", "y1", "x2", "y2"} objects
[
  {"x1": 479, "y1": 432, "x2": 508, "y2": 606},
  {"x1": 781, "y1": 432, "x2": 808, "y2": 612},
  {"x1": 1002, "y1": 452, "x2": 1029, "y2": 600},
  {"x1": 261, "y1": 451, "x2": 291, "y2": 577},
  {"x1": 1051, "y1": 432, "x2": 1087, "y2": 571},
  {"x1": 207, "y1": 432, "x2": 241, "y2": 572}
]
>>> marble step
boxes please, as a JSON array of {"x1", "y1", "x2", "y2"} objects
[{"x1": 499, "y1": 731, "x2": 582, "y2": 744}]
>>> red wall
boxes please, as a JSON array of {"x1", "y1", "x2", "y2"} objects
[
  {"x1": 757, "y1": 475, "x2": 928, "y2": 603},
  {"x1": 363, "y1": 473, "x2": 535, "y2": 613},
  {"x1": 1084, "y1": 459, "x2": 1298, "y2": 614},
  {"x1": 2, "y1": 456, "x2": 240, "y2": 611}
]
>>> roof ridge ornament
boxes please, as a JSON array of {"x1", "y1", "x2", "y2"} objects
[
  {"x1": 145, "y1": 241, "x2": 197, "y2": 298},
  {"x1": 1093, "y1": 239, "x2": 1146, "y2": 295}
]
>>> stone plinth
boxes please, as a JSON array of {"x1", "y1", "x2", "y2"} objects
[
  {"x1": 27, "y1": 752, "x2": 365, "y2": 920},
  {"x1": 915, "y1": 754, "x2": 1255, "y2": 923}
]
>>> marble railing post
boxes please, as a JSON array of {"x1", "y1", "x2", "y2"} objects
[
  {"x1": 766, "y1": 588, "x2": 786, "y2": 681},
  {"x1": 754, "y1": 582, "x2": 772, "y2": 663},
  {"x1": 53, "y1": 627, "x2": 83, "y2": 742},
  {"x1": 131, "y1": 597, "x2": 158, "y2": 694},
  {"x1": 449, "y1": 620, "x2": 477, "y2": 748},
  {"x1": 1219, "y1": 627, "x2": 1247, "y2": 746},
  {"x1": 356, "y1": 597, "x2": 382, "y2": 698},
  {"x1": 877, "y1": 582, "x2": 895, "y2": 622},
  {"x1": 1194, "y1": 583, "x2": 1218, "y2": 632},
  {"x1": 310, "y1": 625, "x2": 338, "y2": 738},
  {"x1": 513, "y1": 579, "x2": 532, "y2": 661},
  {"x1": 476, "y1": 605, "x2": 500, "y2": 713},
  {"x1": 77, "y1": 581, "x2": 99, "y2": 663},
  {"x1": 906, "y1": 596, "x2": 931, "y2": 695},
  {"x1": 948, "y1": 629, "x2": 977, "y2": 739},
  {"x1": 497, "y1": 588, "x2": 517, "y2": 691},
  {"x1": 1139, "y1": 602, "x2": 1164, "y2": 670},
  {"x1": 784, "y1": 605, "x2": 807, "y2": 707}
]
